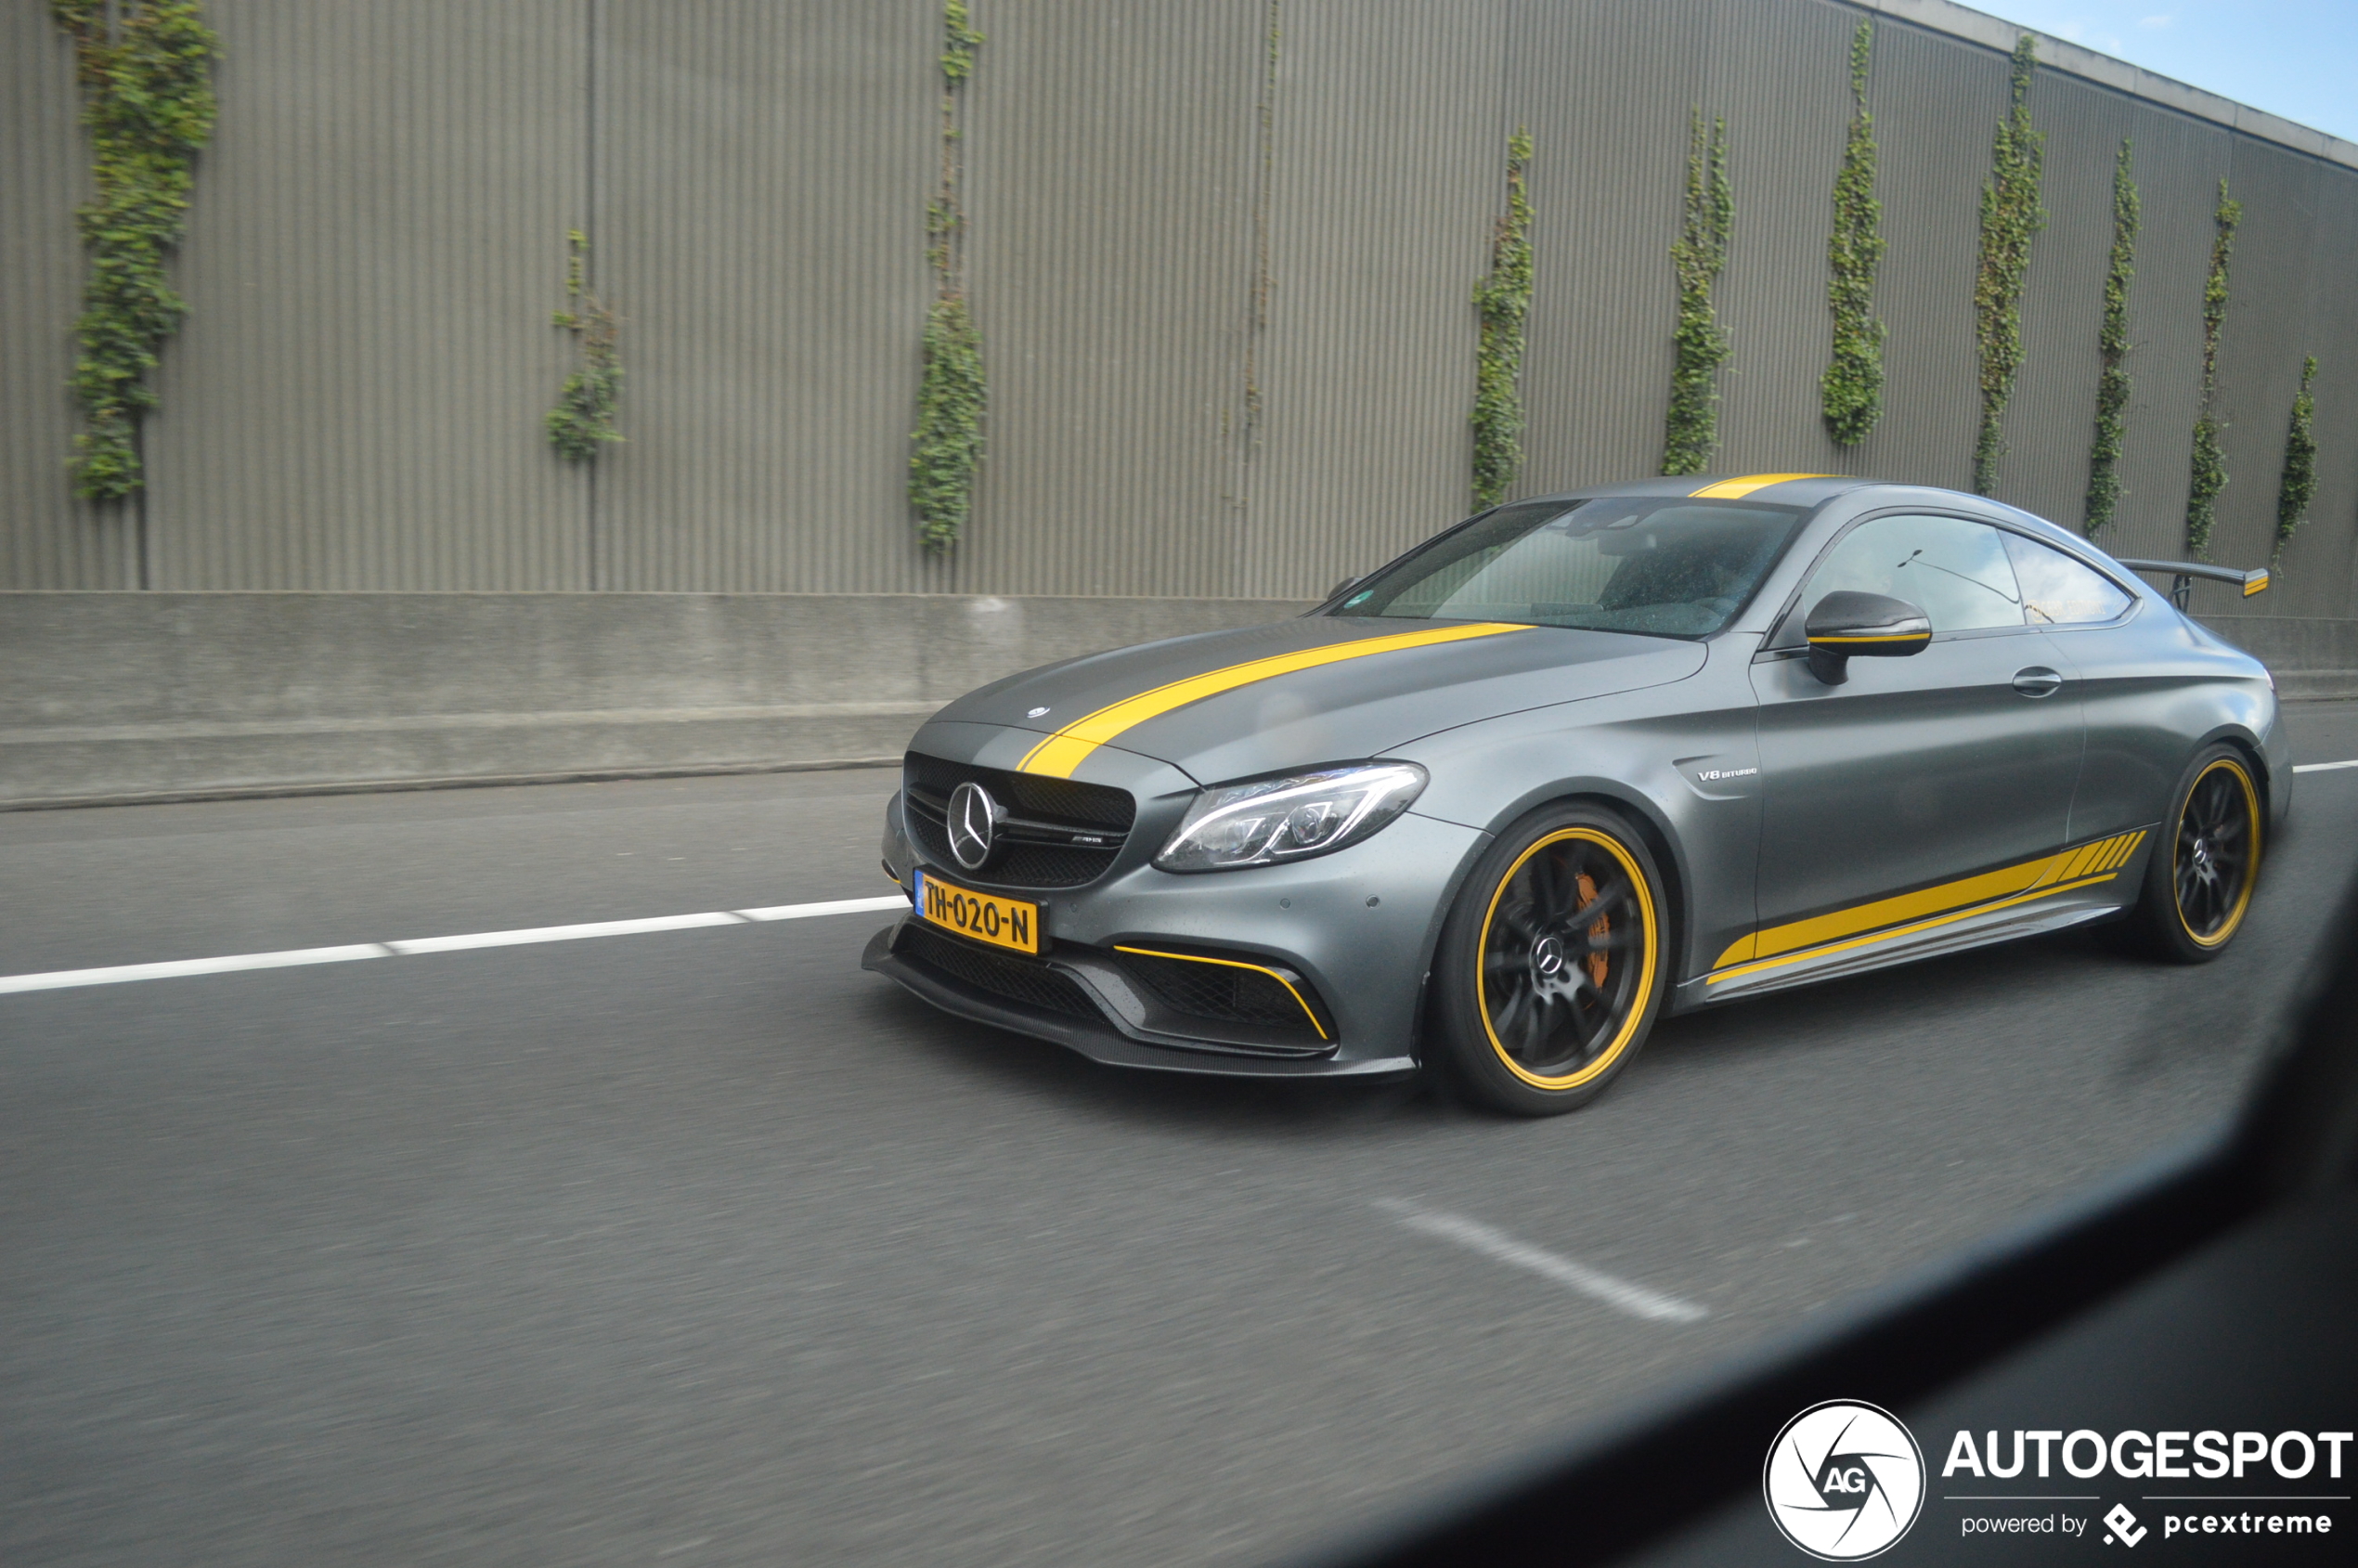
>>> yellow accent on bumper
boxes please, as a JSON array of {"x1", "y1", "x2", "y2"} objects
[{"x1": 1112, "y1": 945, "x2": 1329, "y2": 1041}]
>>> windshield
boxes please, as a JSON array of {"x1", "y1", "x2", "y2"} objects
[{"x1": 1331, "y1": 497, "x2": 1807, "y2": 639}]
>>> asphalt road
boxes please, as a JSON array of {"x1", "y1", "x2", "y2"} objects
[{"x1": 7, "y1": 703, "x2": 2358, "y2": 1566}]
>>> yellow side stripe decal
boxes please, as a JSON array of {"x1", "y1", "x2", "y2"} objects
[
  {"x1": 1113, "y1": 946, "x2": 1329, "y2": 1041},
  {"x1": 1015, "y1": 621, "x2": 1528, "y2": 778},
  {"x1": 1690, "y1": 473, "x2": 1833, "y2": 499},
  {"x1": 1708, "y1": 873, "x2": 2123, "y2": 986},
  {"x1": 2243, "y1": 571, "x2": 2271, "y2": 597},
  {"x1": 1710, "y1": 830, "x2": 2146, "y2": 972},
  {"x1": 2054, "y1": 839, "x2": 2105, "y2": 882}
]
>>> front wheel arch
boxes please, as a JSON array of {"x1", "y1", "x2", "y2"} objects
[
  {"x1": 1404, "y1": 784, "x2": 1694, "y2": 1068},
  {"x1": 1472, "y1": 784, "x2": 1692, "y2": 981},
  {"x1": 1425, "y1": 797, "x2": 1678, "y2": 1115}
]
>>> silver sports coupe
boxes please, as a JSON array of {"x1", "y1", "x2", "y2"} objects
[{"x1": 865, "y1": 474, "x2": 2285, "y2": 1114}]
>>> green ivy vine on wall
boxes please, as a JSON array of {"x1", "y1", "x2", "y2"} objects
[
  {"x1": 1972, "y1": 33, "x2": 2046, "y2": 496},
  {"x1": 2274, "y1": 356, "x2": 2317, "y2": 562},
  {"x1": 909, "y1": 0, "x2": 988, "y2": 554},
  {"x1": 1662, "y1": 110, "x2": 1732, "y2": 478},
  {"x1": 1239, "y1": 0, "x2": 1279, "y2": 464},
  {"x1": 2081, "y1": 139, "x2": 2139, "y2": 535},
  {"x1": 1820, "y1": 19, "x2": 1885, "y2": 447},
  {"x1": 547, "y1": 230, "x2": 625, "y2": 460},
  {"x1": 1471, "y1": 130, "x2": 1535, "y2": 508},
  {"x1": 51, "y1": 0, "x2": 220, "y2": 502},
  {"x1": 2184, "y1": 179, "x2": 2241, "y2": 558}
]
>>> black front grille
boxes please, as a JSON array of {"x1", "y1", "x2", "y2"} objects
[
  {"x1": 899, "y1": 924, "x2": 1102, "y2": 1019},
  {"x1": 903, "y1": 752, "x2": 1134, "y2": 889},
  {"x1": 1117, "y1": 949, "x2": 1328, "y2": 1043}
]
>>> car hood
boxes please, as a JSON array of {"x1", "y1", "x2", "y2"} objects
[{"x1": 925, "y1": 616, "x2": 1707, "y2": 784}]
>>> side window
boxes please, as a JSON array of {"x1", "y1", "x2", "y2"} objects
[
  {"x1": 1787, "y1": 514, "x2": 2025, "y2": 639},
  {"x1": 2001, "y1": 532, "x2": 2133, "y2": 625}
]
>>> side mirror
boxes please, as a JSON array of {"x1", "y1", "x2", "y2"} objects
[{"x1": 1803, "y1": 590, "x2": 1932, "y2": 685}]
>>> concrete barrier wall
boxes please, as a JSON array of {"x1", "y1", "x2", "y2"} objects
[
  {"x1": 0, "y1": 592, "x2": 1315, "y2": 807},
  {"x1": 4, "y1": 592, "x2": 2347, "y2": 809}
]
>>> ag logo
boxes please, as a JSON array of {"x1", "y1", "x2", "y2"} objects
[{"x1": 1764, "y1": 1400, "x2": 1925, "y2": 1561}]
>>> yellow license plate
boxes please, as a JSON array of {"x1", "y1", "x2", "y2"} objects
[{"x1": 915, "y1": 870, "x2": 1044, "y2": 955}]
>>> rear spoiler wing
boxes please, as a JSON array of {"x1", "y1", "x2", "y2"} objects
[{"x1": 2113, "y1": 557, "x2": 2271, "y2": 608}]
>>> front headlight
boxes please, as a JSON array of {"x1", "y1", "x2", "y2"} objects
[{"x1": 1154, "y1": 762, "x2": 1428, "y2": 873}]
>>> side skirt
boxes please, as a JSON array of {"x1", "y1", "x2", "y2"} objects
[{"x1": 1670, "y1": 875, "x2": 2138, "y2": 1013}]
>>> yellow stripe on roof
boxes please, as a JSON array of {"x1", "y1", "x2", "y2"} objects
[
  {"x1": 1015, "y1": 621, "x2": 1528, "y2": 778},
  {"x1": 1689, "y1": 473, "x2": 1833, "y2": 499}
]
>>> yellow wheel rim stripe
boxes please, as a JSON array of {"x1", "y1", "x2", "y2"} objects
[
  {"x1": 2176, "y1": 758, "x2": 2261, "y2": 949},
  {"x1": 1475, "y1": 827, "x2": 1659, "y2": 1091}
]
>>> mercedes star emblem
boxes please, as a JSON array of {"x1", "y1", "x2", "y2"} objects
[{"x1": 946, "y1": 782, "x2": 1004, "y2": 871}]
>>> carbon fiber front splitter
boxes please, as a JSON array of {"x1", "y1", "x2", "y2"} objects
[{"x1": 861, "y1": 921, "x2": 1419, "y2": 1081}]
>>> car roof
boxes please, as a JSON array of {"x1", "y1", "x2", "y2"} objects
[
  {"x1": 1509, "y1": 473, "x2": 2104, "y2": 554},
  {"x1": 1514, "y1": 473, "x2": 1881, "y2": 509}
]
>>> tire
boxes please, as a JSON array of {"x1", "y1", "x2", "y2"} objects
[
  {"x1": 2131, "y1": 744, "x2": 2264, "y2": 963},
  {"x1": 1431, "y1": 802, "x2": 1673, "y2": 1116}
]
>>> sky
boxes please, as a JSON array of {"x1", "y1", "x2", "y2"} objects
[{"x1": 1970, "y1": 0, "x2": 2358, "y2": 144}]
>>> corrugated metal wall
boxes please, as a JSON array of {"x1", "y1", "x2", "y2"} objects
[
  {"x1": 594, "y1": 0, "x2": 935, "y2": 593},
  {"x1": 1249, "y1": 0, "x2": 1507, "y2": 592},
  {"x1": 955, "y1": 0, "x2": 1263, "y2": 598},
  {"x1": 5, "y1": 0, "x2": 2356, "y2": 613},
  {"x1": 140, "y1": 0, "x2": 590, "y2": 590},
  {"x1": 1, "y1": 0, "x2": 129, "y2": 588}
]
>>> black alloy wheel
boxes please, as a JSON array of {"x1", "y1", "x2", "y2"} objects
[
  {"x1": 2175, "y1": 763, "x2": 2255, "y2": 940},
  {"x1": 2133, "y1": 744, "x2": 2262, "y2": 963},
  {"x1": 1433, "y1": 802, "x2": 1670, "y2": 1116}
]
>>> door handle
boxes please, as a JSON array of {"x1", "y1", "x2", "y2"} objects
[{"x1": 2013, "y1": 667, "x2": 2064, "y2": 698}]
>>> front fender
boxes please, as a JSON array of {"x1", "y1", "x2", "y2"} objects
[{"x1": 1387, "y1": 647, "x2": 1762, "y2": 988}]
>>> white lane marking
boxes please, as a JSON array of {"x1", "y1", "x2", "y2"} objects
[
  {"x1": 1374, "y1": 1199, "x2": 1708, "y2": 1324},
  {"x1": 0, "y1": 944, "x2": 394, "y2": 994},
  {"x1": 0, "y1": 895, "x2": 912, "y2": 997},
  {"x1": 385, "y1": 910, "x2": 750, "y2": 954},
  {"x1": 2292, "y1": 758, "x2": 2358, "y2": 773},
  {"x1": 736, "y1": 896, "x2": 912, "y2": 922}
]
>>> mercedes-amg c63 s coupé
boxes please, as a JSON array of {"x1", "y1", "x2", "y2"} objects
[{"x1": 865, "y1": 474, "x2": 2285, "y2": 1114}]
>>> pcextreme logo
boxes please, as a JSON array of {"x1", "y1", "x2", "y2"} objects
[{"x1": 1765, "y1": 1400, "x2": 1927, "y2": 1561}]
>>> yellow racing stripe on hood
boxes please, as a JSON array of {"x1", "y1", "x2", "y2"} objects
[
  {"x1": 1015, "y1": 621, "x2": 1529, "y2": 778},
  {"x1": 1689, "y1": 473, "x2": 1832, "y2": 499}
]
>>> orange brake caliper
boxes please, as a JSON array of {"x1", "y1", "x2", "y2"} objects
[{"x1": 1576, "y1": 873, "x2": 1610, "y2": 988}]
